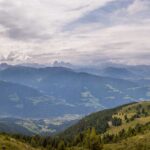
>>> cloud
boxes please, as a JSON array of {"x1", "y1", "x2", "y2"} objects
[
  {"x1": 0, "y1": 51, "x2": 31, "y2": 63},
  {"x1": 0, "y1": 0, "x2": 114, "y2": 41},
  {"x1": 0, "y1": 0, "x2": 150, "y2": 66},
  {"x1": 127, "y1": 0, "x2": 150, "y2": 15},
  {"x1": 63, "y1": 0, "x2": 133, "y2": 29}
]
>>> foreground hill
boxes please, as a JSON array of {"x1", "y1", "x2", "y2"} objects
[
  {"x1": 61, "y1": 102, "x2": 133, "y2": 138},
  {"x1": 58, "y1": 101, "x2": 150, "y2": 150},
  {"x1": 0, "y1": 101, "x2": 149, "y2": 150},
  {"x1": 104, "y1": 131, "x2": 150, "y2": 150},
  {"x1": 63, "y1": 101, "x2": 150, "y2": 138},
  {"x1": 0, "y1": 134, "x2": 41, "y2": 150}
]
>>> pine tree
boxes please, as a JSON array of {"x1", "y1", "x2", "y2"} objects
[
  {"x1": 58, "y1": 140, "x2": 65, "y2": 150},
  {"x1": 87, "y1": 127, "x2": 103, "y2": 150}
]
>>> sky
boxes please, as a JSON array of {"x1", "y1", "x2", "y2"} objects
[{"x1": 0, "y1": 0, "x2": 150, "y2": 66}]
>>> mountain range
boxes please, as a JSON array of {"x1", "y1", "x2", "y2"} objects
[
  {"x1": 0, "y1": 64, "x2": 150, "y2": 120},
  {"x1": 0, "y1": 64, "x2": 150, "y2": 135}
]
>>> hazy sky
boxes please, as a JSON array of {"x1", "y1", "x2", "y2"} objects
[{"x1": 0, "y1": 0, "x2": 150, "y2": 66}]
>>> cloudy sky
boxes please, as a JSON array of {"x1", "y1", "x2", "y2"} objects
[{"x1": 0, "y1": 0, "x2": 150, "y2": 66}]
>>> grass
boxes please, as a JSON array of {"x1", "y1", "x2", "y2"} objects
[
  {"x1": 106, "y1": 101, "x2": 150, "y2": 134},
  {"x1": 0, "y1": 135, "x2": 43, "y2": 150},
  {"x1": 106, "y1": 116, "x2": 150, "y2": 134},
  {"x1": 104, "y1": 131, "x2": 150, "y2": 150}
]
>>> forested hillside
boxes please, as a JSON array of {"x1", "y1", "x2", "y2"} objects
[{"x1": 1, "y1": 101, "x2": 149, "y2": 150}]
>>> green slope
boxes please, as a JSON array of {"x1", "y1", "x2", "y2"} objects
[
  {"x1": 61, "y1": 102, "x2": 136, "y2": 138},
  {"x1": 106, "y1": 101, "x2": 150, "y2": 135},
  {"x1": 0, "y1": 134, "x2": 42, "y2": 150},
  {"x1": 59, "y1": 101, "x2": 150, "y2": 150},
  {"x1": 104, "y1": 131, "x2": 150, "y2": 150}
]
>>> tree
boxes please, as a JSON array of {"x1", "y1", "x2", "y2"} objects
[
  {"x1": 74, "y1": 133, "x2": 84, "y2": 145},
  {"x1": 85, "y1": 127, "x2": 103, "y2": 150},
  {"x1": 124, "y1": 115, "x2": 128, "y2": 120},
  {"x1": 112, "y1": 117, "x2": 122, "y2": 126},
  {"x1": 58, "y1": 140, "x2": 65, "y2": 150}
]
